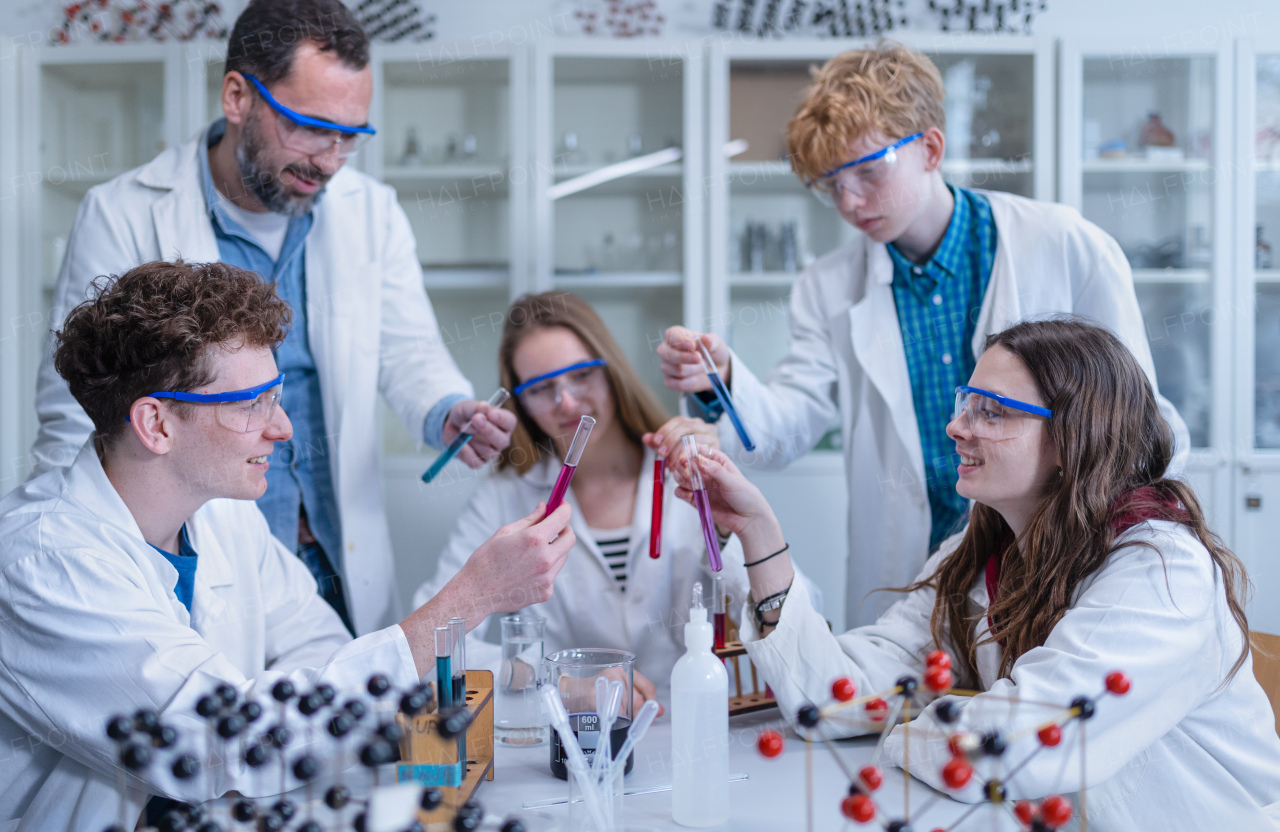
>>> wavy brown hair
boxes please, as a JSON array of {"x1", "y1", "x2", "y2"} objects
[
  {"x1": 54, "y1": 260, "x2": 291, "y2": 446},
  {"x1": 497, "y1": 292, "x2": 668, "y2": 475},
  {"x1": 910, "y1": 318, "x2": 1250, "y2": 687}
]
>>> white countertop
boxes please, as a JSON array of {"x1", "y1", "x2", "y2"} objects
[{"x1": 467, "y1": 710, "x2": 1018, "y2": 832}]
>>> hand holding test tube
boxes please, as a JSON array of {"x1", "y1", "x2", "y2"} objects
[
  {"x1": 546, "y1": 415, "x2": 596, "y2": 514},
  {"x1": 697, "y1": 342, "x2": 755, "y2": 452},
  {"x1": 422, "y1": 388, "x2": 511, "y2": 483},
  {"x1": 682, "y1": 433, "x2": 724, "y2": 572}
]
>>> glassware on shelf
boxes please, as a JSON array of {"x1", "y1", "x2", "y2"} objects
[
  {"x1": 1140, "y1": 113, "x2": 1176, "y2": 148},
  {"x1": 1187, "y1": 226, "x2": 1212, "y2": 270},
  {"x1": 461, "y1": 134, "x2": 478, "y2": 159},
  {"x1": 627, "y1": 134, "x2": 643, "y2": 157},
  {"x1": 400, "y1": 127, "x2": 424, "y2": 167},
  {"x1": 780, "y1": 222, "x2": 799, "y2": 273},
  {"x1": 560, "y1": 130, "x2": 586, "y2": 165},
  {"x1": 1259, "y1": 225, "x2": 1275, "y2": 271},
  {"x1": 1124, "y1": 236, "x2": 1184, "y2": 270}
]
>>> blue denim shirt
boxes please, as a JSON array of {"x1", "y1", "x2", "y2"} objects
[{"x1": 886, "y1": 186, "x2": 997, "y2": 552}]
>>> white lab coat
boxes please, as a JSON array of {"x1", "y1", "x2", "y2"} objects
[
  {"x1": 724, "y1": 191, "x2": 1190, "y2": 626},
  {"x1": 740, "y1": 521, "x2": 1280, "y2": 831},
  {"x1": 29, "y1": 133, "x2": 473, "y2": 635},
  {"x1": 412, "y1": 447, "x2": 819, "y2": 693},
  {"x1": 0, "y1": 441, "x2": 420, "y2": 832}
]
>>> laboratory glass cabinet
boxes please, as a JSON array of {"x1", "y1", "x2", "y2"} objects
[{"x1": 3, "y1": 35, "x2": 1280, "y2": 628}]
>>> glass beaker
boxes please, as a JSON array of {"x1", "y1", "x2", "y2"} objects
[
  {"x1": 544, "y1": 649, "x2": 635, "y2": 781},
  {"x1": 497, "y1": 614, "x2": 548, "y2": 746}
]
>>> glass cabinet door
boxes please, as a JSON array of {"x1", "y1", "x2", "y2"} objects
[
  {"x1": 537, "y1": 48, "x2": 694, "y2": 413},
  {"x1": 1255, "y1": 53, "x2": 1280, "y2": 449},
  {"x1": 374, "y1": 54, "x2": 515, "y2": 456},
  {"x1": 1074, "y1": 52, "x2": 1221, "y2": 449},
  {"x1": 38, "y1": 58, "x2": 168, "y2": 314}
]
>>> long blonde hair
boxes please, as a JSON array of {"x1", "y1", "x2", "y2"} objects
[{"x1": 497, "y1": 292, "x2": 669, "y2": 474}]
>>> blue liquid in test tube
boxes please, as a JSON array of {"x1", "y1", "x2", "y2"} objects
[
  {"x1": 698, "y1": 342, "x2": 755, "y2": 452},
  {"x1": 435, "y1": 626, "x2": 453, "y2": 708},
  {"x1": 422, "y1": 388, "x2": 511, "y2": 483}
]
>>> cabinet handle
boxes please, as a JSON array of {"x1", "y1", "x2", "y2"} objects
[{"x1": 1245, "y1": 495, "x2": 1263, "y2": 510}]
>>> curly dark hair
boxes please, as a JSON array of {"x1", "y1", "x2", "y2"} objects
[
  {"x1": 226, "y1": 0, "x2": 369, "y2": 86},
  {"x1": 54, "y1": 260, "x2": 291, "y2": 446}
]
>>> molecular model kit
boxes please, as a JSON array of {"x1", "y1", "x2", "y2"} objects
[
  {"x1": 755, "y1": 650, "x2": 1132, "y2": 832},
  {"x1": 100, "y1": 673, "x2": 527, "y2": 832}
]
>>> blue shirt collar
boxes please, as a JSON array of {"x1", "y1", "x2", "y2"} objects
[{"x1": 887, "y1": 184, "x2": 968, "y2": 281}]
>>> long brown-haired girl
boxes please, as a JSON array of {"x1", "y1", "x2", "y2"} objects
[{"x1": 673, "y1": 317, "x2": 1280, "y2": 828}]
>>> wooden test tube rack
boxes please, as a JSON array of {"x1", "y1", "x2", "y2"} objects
[
  {"x1": 714, "y1": 614, "x2": 777, "y2": 716},
  {"x1": 396, "y1": 669, "x2": 495, "y2": 825}
]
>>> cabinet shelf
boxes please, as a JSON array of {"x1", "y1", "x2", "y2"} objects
[
  {"x1": 1131, "y1": 269, "x2": 1212, "y2": 283},
  {"x1": 1255, "y1": 270, "x2": 1280, "y2": 284},
  {"x1": 384, "y1": 165, "x2": 507, "y2": 182},
  {"x1": 44, "y1": 170, "x2": 127, "y2": 195},
  {"x1": 1082, "y1": 158, "x2": 1212, "y2": 173},
  {"x1": 1255, "y1": 160, "x2": 1280, "y2": 173},
  {"x1": 730, "y1": 271, "x2": 799, "y2": 288},
  {"x1": 553, "y1": 271, "x2": 682, "y2": 289},
  {"x1": 421, "y1": 268, "x2": 509, "y2": 290}
]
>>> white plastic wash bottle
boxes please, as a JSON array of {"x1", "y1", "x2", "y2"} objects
[{"x1": 671, "y1": 581, "x2": 729, "y2": 827}]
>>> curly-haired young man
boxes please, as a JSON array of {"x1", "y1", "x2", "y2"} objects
[
  {"x1": 658, "y1": 42, "x2": 1189, "y2": 626},
  {"x1": 0, "y1": 261, "x2": 573, "y2": 832}
]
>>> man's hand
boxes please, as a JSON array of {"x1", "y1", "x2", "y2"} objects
[
  {"x1": 442, "y1": 399, "x2": 517, "y2": 467},
  {"x1": 401, "y1": 502, "x2": 574, "y2": 677},
  {"x1": 657, "y1": 327, "x2": 732, "y2": 393},
  {"x1": 633, "y1": 670, "x2": 664, "y2": 718},
  {"x1": 642, "y1": 415, "x2": 719, "y2": 468}
]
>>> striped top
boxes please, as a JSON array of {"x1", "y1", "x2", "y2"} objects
[{"x1": 590, "y1": 526, "x2": 631, "y2": 593}]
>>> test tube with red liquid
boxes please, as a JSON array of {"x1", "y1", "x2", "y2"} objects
[
  {"x1": 712, "y1": 573, "x2": 726, "y2": 651},
  {"x1": 546, "y1": 415, "x2": 595, "y2": 514},
  {"x1": 681, "y1": 433, "x2": 723, "y2": 572},
  {"x1": 649, "y1": 458, "x2": 664, "y2": 559}
]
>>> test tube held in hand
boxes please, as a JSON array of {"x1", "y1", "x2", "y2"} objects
[
  {"x1": 697, "y1": 342, "x2": 755, "y2": 452},
  {"x1": 546, "y1": 415, "x2": 596, "y2": 514},
  {"x1": 422, "y1": 388, "x2": 511, "y2": 483},
  {"x1": 682, "y1": 434, "x2": 723, "y2": 572},
  {"x1": 712, "y1": 574, "x2": 726, "y2": 650},
  {"x1": 435, "y1": 626, "x2": 453, "y2": 708},
  {"x1": 649, "y1": 458, "x2": 664, "y2": 559}
]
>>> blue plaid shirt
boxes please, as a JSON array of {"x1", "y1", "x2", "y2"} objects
[{"x1": 886, "y1": 186, "x2": 997, "y2": 552}]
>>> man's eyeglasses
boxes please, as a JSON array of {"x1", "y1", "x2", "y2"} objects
[
  {"x1": 132, "y1": 374, "x2": 285, "y2": 433},
  {"x1": 243, "y1": 74, "x2": 375, "y2": 159},
  {"x1": 808, "y1": 132, "x2": 923, "y2": 208}
]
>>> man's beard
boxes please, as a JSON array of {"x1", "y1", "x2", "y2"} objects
[{"x1": 235, "y1": 111, "x2": 329, "y2": 218}]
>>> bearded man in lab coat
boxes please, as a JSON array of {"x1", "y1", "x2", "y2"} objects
[
  {"x1": 659, "y1": 42, "x2": 1190, "y2": 627},
  {"x1": 0, "y1": 261, "x2": 576, "y2": 831},
  {"x1": 28, "y1": 0, "x2": 515, "y2": 637}
]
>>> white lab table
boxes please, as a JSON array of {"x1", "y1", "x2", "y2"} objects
[{"x1": 466, "y1": 710, "x2": 1018, "y2": 832}]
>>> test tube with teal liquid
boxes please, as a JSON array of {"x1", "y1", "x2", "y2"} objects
[
  {"x1": 422, "y1": 388, "x2": 511, "y2": 483},
  {"x1": 435, "y1": 626, "x2": 453, "y2": 708}
]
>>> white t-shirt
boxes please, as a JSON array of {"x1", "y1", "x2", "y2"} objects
[{"x1": 215, "y1": 189, "x2": 290, "y2": 262}]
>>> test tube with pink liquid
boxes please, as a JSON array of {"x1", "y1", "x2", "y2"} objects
[
  {"x1": 545, "y1": 415, "x2": 595, "y2": 514},
  {"x1": 649, "y1": 458, "x2": 664, "y2": 559},
  {"x1": 681, "y1": 433, "x2": 723, "y2": 572}
]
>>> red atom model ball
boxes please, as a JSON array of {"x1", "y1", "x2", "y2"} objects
[
  {"x1": 1037, "y1": 723, "x2": 1062, "y2": 747},
  {"x1": 1040, "y1": 794, "x2": 1074, "y2": 828},
  {"x1": 1105, "y1": 671, "x2": 1131, "y2": 695},
  {"x1": 1013, "y1": 800, "x2": 1037, "y2": 824},
  {"x1": 925, "y1": 649, "x2": 952, "y2": 670},
  {"x1": 924, "y1": 665, "x2": 953, "y2": 692},
  {"x1": 832, "y1": 677, "x2": 857, "y2": 702},
  {"x1": 840, "y1": 793, "x2": 876, "y2": 823},
  {"x1": 858, "y1": 765, "x2": 883, "y2": 791},
  {"x1": 865, "y1": 697, "x2": 889, "y2": 722},
  {"x1": 942, "y1": 756, "x2": 974, "y2": 790},
  {"x1": 757, "y1": 729, "x2": 784, "y2": 758}
]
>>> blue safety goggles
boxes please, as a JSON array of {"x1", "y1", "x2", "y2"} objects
[
  {"x1": 129, "y1": 374, "x2": 285, "y2": 433},
  {"x1": 955, "y1": 385, "x2": 1052, "y2": 418},
  {"x1": 819, "y1": 132, "x2": 924, "y2": 180},
  {"x1": 513, "y1": 359, "x2": 607, "y2": 397},
  {"x1": 243, "y1": 74, "x2": 375, "y2": 158}
]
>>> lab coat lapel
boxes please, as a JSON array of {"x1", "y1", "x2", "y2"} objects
[
  {"x1": 971, "y1": 205, "x2": 1023, "y2": 357},
  {"x1": 848, "y1": 243, "x2": 925, "y2": 475},
  {"x1": 144, "y1": 140, "x2": 220, "y2": 264}
]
